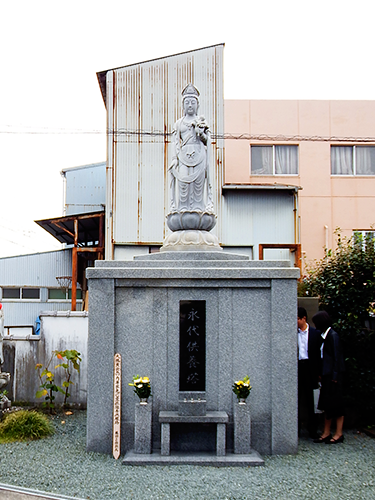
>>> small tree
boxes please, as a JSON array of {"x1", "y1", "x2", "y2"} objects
[
  {"x1": 36, "y1": 349, "x2": 81, "y2": 412},
  {"x1": 54, "y1": 350, "x2": 81, "y2": 407},
  {"x1": 303, "y1": 230, "x2": 375, "y2": 424}
]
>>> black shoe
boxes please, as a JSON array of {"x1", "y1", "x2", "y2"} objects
[
  {"x1": 309, "y1": 432, "x2": 320, "y2": 440},
  {"x1": 326, "y1": 435, "x2": 344, "y2": 444},
  {"x1": 313, "y1": 434, "x2": 332, "y2": 443}
]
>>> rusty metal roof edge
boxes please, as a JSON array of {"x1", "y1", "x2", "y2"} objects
[
  {"x1": 61, "y1": 161, "x2": 106, "y2": 175},
  {"x1": 0, "y1": 248, "x2": 71, "y2": 262},
  {"x1": 35, "y1": 210, "x2": 105, "y2": 226},
  {"x1": 96, "y1": 43, "x2": 225, "y2": 105},
  {"x1": 222, "y1": 183, "x2": 302, "y2": 191}
]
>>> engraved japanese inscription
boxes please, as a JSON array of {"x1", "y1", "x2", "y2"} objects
[{"x1": 179, "y1": 300, "x2": 206, "y2": 391}]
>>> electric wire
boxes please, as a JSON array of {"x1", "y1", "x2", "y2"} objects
[{"x1": 1, "y1": 127, "x2": 375, "y2": 143}]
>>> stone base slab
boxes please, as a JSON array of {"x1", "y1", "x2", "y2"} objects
[
  {"x1": 122, "y1": 449, "x2": 264, "y2": 466},
  {"x1": 161, "y1": 230, "x2": 222, "y2": 252}
]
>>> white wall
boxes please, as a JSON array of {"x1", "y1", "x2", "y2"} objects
[{"x1": 3, "y1": 311, "x2": 88, "y2": 406}]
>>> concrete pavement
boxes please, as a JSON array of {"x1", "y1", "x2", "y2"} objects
[{"x1": 0, "y1": 486, "x2": 83, "y2": 500}]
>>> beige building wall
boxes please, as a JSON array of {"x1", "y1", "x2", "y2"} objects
[{"x1": 224, "y1": 99, "x2": 375, "y2": 266}]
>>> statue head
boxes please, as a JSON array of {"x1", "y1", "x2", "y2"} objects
[{"x1": 182, "y1": 83, "x2": 199, "y2": 116}]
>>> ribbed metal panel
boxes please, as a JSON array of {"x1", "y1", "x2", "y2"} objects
[
  {"x1": 0, "y1": 250, "x2": 80, "y2": 326},
  {"x1": 63, "y1": 163, "x2": 106, "y2": 216},
  {"x1": 3, "y1": 302, "x2": 82, "y2": 328},
  {"x1": 107, "y1": 45, "x2": 224, "y2": 247},
  {"x1": 220, "y1": 191, "x2": 295, "y2": 252},
  {"x1": 0, "y1": 250, "x2": 72, "y2": 286}
]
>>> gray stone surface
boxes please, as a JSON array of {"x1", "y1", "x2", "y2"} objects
[
  {"x1": 178, "y1": 393, "x2": 207, "y2": 416},
  {"x1": 216, "y1": 423, "x2": 226, "y2": 456},
  {"x1": 234, "y1": 401, "x2": 251, "y2": 454},
  {"x1": 122, "y1": 449, "x2": 264, "y2": 467},
  {"x1": 159, "y1": 412, "x2": 228, "y2": 457},
  {"x1": 179, "y1": 391, "x2": 206, "y2": 399},
  {"x1": 271, "y1": 279, "x2": 298, "y2": 455},
  {"x1": 178, "y1": 400, "x2": 207, "y2": 416},
  {"x1": 86, "y1": 278, "x2": 114, "y2": 454},
  {"x1": 161, "y1": 423, "x2": 170, "y2": 456},
  {"x1": 134, "y1": 401, "x2": 152, "y2": 454},
  {"x1": 86, "y1": 252, "x2": 299, "y2": 457},
  {"x1": 159, "y1": 411, "x2": 228, "y2": 423}
]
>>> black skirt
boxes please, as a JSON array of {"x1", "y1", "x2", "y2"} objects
[{"x1": 318, "y1": 375, "x2": 345, "y2": 419}]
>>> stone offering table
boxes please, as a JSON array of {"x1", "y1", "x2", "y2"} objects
[{"x1": 159, "y1": 410, "x2": 228, "y2": 457}]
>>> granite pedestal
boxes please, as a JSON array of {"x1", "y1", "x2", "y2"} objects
[
  {"x1": 86, "y1": 251, "x2": 299, "y2": 458},
  {"x1": 234, "y1": 400, "x2": 251, "y2": 454},
  {"x1": 134, "y1": 400, "x2": 152, "y2": 454}
]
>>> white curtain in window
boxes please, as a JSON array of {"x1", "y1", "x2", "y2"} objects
[
  {"x1": 356, "y1": 147, "x2": 375, "y2": 175},
  {"x1": 259, "y1": 147, "x2": 272, "y2": 174},
  {"x1": 331, "y1": 146, "x2": 353, "y2": 175},
  {"x1": 275, "y1": 146, "x2": 298, "y2": 174},
  {"x1": 251, "y1": 146, "x2": 273, "y2": 174}
]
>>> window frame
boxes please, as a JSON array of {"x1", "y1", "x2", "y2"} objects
[
  {"x1": 1, "y1": 287, "x2": 41, "y2": 301},
  {"x1": 250, "y1": 144, "x2": 299, "y2": 176},
  {"x1": 352, "y1": 230, "x2": 375, "y2": 249},
  {"x1": 47, "y1": 288, "x2": 82, "y2": 302},
  {"x1": 331, "y1": 145, "x2": 375, "y2": 176}
]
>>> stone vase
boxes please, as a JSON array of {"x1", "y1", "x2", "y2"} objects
[
  {"x1": 234, "y1": 399, "x2": 251, "y2": 454},
  {"x1": 134, "y1": 399, "x2": 152, "y2": 454}
]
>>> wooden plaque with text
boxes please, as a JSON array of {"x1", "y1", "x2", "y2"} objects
[{"x1": 113, "y1": 353, "x2": 122, "y2": 459}]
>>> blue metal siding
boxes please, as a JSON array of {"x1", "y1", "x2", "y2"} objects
[
  {"x1": 0, "y1": 249, "x2": 80, "y2": 326},
  {"x1": 220, "y1": 190, "x2": 295, "y2": 257},
  {"x1": 63, "y1": 162, "x2": 106, "y2": 215}
]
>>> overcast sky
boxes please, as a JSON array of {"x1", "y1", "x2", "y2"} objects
[{"x1": 1, "y1": 0, "x2": 375, "y2": 257}]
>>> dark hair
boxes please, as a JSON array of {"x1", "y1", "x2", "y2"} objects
[
  {"x1": 298, "y1": 307, "x2": 307, "y2": 320},
  {"x1": 312, "y1": 310, "x2": 332, "y2": 331}
]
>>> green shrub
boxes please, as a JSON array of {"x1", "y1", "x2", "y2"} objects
[
  {"x1": 0, "y1": 410, "x2": 54, "y2": 443},
  {"x1": 304, "y1": 230, "x2": 375, "y2": 424}
]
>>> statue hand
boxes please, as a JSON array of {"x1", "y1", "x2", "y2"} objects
[{"x1": 169, "y1": 158, "x2": 178, "y2": 171}]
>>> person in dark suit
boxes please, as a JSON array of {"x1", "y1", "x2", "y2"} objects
[
  {"x1": 297, "y1": 306, "x2": 322, "y2": 439},
  {"x1": 312, "y1": 310, "x2": 345, "y2": 444}
]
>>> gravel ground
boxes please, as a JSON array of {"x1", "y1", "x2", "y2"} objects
[{"x1": 0, "y1": 411, "x2": 374, "y2": 500}]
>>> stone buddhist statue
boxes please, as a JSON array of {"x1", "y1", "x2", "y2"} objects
[
  {"x1": 169, "y1": 83, "x2": 213, "y2": 214},
  {"x1": 163, "y1": 84, "x2": 220, "y2": 251}
]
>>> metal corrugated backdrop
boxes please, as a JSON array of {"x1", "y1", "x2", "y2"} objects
[
  {"x1": 105, "y1": 45, "x2": 224, "y2": 249},
  {"x1": 63, "y1": 162, "x2": 106, "y2": 216},
  {"x1": 0, "y1": 250, "x2": 80, "y2": 326}
]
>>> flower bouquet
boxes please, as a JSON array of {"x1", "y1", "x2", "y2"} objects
[
  {"x1": 232, "y1": 375, "x2": 252, "y2": 402},
  {"x1": 129, "y1": 375, "x2": 152, "y2": 401}
]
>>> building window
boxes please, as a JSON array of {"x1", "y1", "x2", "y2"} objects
[
  {"x1": 22, "y1": 288, "x2": 40, "y2": 299},
  {"x1": 2, "y1": 288, "x2": 20, "y2": 299},
  {"x1": 331, "y1": 146, "x2": 375, "y2": 175},
  {"x1": 353, "y1": 230, "x2": 375, "y2": 248},
  {"x1": 48, "y1": 288, "x2": 82, "y2": 301},
  {"x1": 2, "y1": 288, "x2": 40, "y2": 300},
  {"x1": 251, "y1": 145, "x2": 298, "y2": 175}
]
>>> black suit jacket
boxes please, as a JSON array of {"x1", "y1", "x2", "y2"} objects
[{"x1": 321, "y1": 328, "x2": 345, "y2": 381}]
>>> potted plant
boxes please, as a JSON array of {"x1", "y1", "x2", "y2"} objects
[
  {"x1": 232, "y1": 375, "x2": 252, "y2": 404},
  {"x1": 129, "y1": 375, "x2": 152, "y2": 404}
]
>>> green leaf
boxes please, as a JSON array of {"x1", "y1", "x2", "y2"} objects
[{"x1": 36, "y1": 389, "x2": 47, "y2": 398}]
